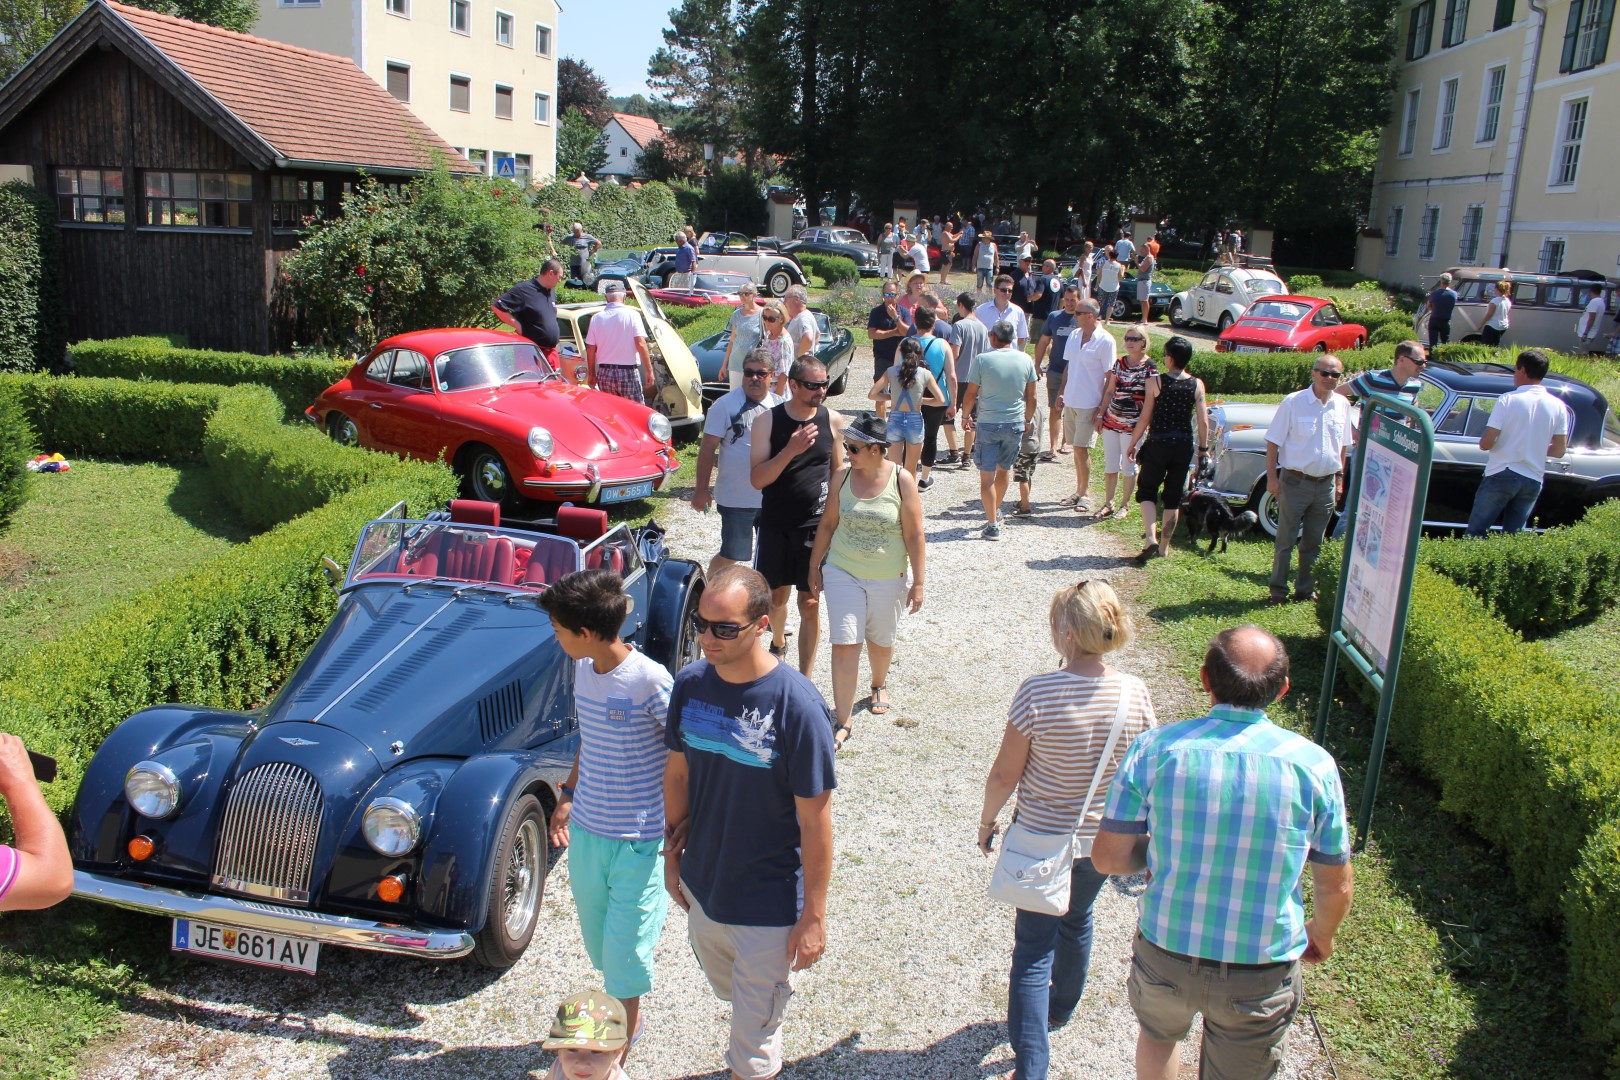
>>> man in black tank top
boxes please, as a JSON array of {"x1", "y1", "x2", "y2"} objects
[{"x1": 750, "y1": 358, "x2": 848, "y2": 675}]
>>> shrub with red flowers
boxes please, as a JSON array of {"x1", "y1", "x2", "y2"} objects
[{"x1": 282, "y1": 158, "x2": 546, "y2": 355}]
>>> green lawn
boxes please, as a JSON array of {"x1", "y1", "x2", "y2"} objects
[
  {"x1": 0, "y1": 461, "x2": 258, "y2": 679},
  {"x1": 1544, "y1": 606, "x2": 1620, "y2": 700},
  {"x1": 1102, "y1": 516, "x2": 1602, "y2": 1079}
]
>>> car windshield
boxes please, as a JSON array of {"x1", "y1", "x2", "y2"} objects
[
  {"x1": 691, "y1": 273, "x2": 751, "y2": 293},
  {"x1": 435, "y1": 342, "x2": 553, "y2": 392},
  {"x1": 348, "y1": 519, "x2": 581, "y2": 591},
  {"x1": 1243, "y1": 301, "x2": 1310, "y2": 323},
  {"x1": 829, "y1": 229, "x2": 866, "y2": 244}
]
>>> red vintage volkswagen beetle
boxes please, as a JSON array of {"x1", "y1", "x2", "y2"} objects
[{"x1": 307, "y1": 328, "x2": 680, "y2": 506}]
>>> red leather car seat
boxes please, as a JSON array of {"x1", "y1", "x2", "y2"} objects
[{"x1": 449, "y1": 500, "x2": 500, "y2": 526}]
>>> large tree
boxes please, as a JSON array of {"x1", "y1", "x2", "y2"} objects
[
  {"x1": 647, "y1": 0, "x2": 746, "y2": 161},
  {"x1": 555, "y1": 107, "x2": 609, "y2": 180},
  {"x1": 1, "y1": 0, "x2": 256, "y2": 83},
  {"x1": 557, "y1": 56, "x2": 613, "y2": 128}
]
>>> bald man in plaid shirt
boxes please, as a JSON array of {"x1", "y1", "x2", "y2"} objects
[{"x1": 1093, "y1": 625, "x2": 1354, "y2": 1080}]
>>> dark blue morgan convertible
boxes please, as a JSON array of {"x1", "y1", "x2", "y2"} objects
[{"x1": 68, "y1": 500, "x2": 703, "y2": 973}]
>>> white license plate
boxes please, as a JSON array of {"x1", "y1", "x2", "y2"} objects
[
  {"x1": 1235, "y1": 345, "x2": 1268, "y2": 353},
  {"x1": 599, "y1": 480, "x2": 654, "y2": 503},
  {"x1": 172, "y1": 918, "x2": 320, "y2": 974}
]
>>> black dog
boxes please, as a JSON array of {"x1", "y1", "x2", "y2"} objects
[{"x1": 1180, "y1": 489, "x2": 1259, "y2": 553}]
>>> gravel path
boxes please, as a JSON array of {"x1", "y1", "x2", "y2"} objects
[{"x1": 80, "y1": 357, "x2": 1335, "y2": 1079}]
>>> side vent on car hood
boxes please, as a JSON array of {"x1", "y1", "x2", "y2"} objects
[
  {"x1": 478, "y1": 680, "x2": 525, "y2": 743},
  {"x1": 291, "y1": 599, "x2": 402, "y2": 707},
  {"x1": 351, "y1": 606, "x2": 488, "y2": 714}
]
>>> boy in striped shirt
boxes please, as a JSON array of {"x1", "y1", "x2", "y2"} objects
[{"x1": 541, "y1": 570, "x2": 676, "y2": 1053}]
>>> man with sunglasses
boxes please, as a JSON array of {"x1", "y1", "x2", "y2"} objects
[
  {"x1": 1265, "y1": 355, "x2": 1353, "y2": 605},
  {"x1": 867, "y1": 279, "x2": 911, "y2": 421},
  {"x1": 750, "y1": 359, "x2": 847, "y2": 675},
  {"x1": 694, "y1": 347, "x2": 787, "y2": 575},
  {"x1": 663, "y1": 567, "x2": 837, "y2": 1080},
  {"x1": 973, "y1": 274, "x2": 1030, "y2": 350}
]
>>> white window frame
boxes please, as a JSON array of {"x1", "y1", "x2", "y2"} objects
[
  {"x1": 515, "y1": 153, "x2": 533, "y2": 184},
  {"x1": 1458, "y1": 204, "x2": 1484, "y2": 263},
  {"x1": 449, "y1": 72, "x2": 471, "y2": 113},
  {"x1": 494, "y1": 82, "x2": 514, "y2": 121},
  {"x1": 1418, "y1": 204, "x2": 1441, "y2": 261},
  {"x1": 534, "y1": 21, "x2": 553, "y2": 56},
  {"x1": 1547, "y1": 93, "x2": 1588, "y2": 191},
  {"x1": 1475, "y1": 63, "x2": 1507, "y2": 144},
  {"x1": 1399, "y1": 87, "x2": 1422, "y2": 156},
  {"x1": 1539, "y1": 235, "x2": 1567, "y2": 274},
  {"x1": 1386, "y1": 206, "x2": 1405, "y2": 256},
  {"x1": 1433, "y1": 76, "x2": 1460, "y2": 151},
  {"x1": 385, "y1": 0, "x2": 409, "y2": 18},
  {"x1": 466, "y1": 147, "x2": 489, "y2": 175},
  {"x1": 533, "y1": 91, "x2": 551, "y2": 125},
  {"x1": 278, "y1": 0, "x2": 321, "y2": 7},
  {"x1": 384, "y1": 58, "x2": 411, "y2": 103},
  {"x1": 449, "y1": 0, "x2": 470, "y2": 35},
  {"x1": 494, "y1": 8, "x2": 514, "y2": 47}
]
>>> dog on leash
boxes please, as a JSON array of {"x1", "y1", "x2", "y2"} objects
[{"x1": 1180, "y1": 489, "x2": 1259, "y2": 553}]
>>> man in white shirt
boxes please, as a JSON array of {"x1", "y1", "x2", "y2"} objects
[
  {"x1": 585, "y1": 282, "x2": 654, "y2": 404},
  {"x1": 1465, "y1": 348, "x2": 1570, "y2": 536},
  {"x1": 974, "y1": 274, "x2": 1030, "y2": 349},
  {"x1": 1058, "y1": 298, "x2": 1116, "y2": 511},
  {"x1": 908, "y1": 235, "x2": 931, "y2": 275},
  {"x1": 783, "y1": 286, "x2": 820, "y2": 361},
  {"x1": 692, "y1": 347, "x2": 785, "y2": 573},
  {"x1": 1265, "y1": 355, "x2": 1354, "y2": 603},
  {"x1": 1577, "y1": 285, "x2": 1607, "y2": 352}
]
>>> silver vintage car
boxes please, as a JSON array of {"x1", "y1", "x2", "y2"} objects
[{"x1": 1205, "y1": 361, "x2": 1620, "y2": 536}]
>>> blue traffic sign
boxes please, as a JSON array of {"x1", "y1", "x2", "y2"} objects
[{"x1": 495, "y1": 156, "x2": 516, "y2": 178}]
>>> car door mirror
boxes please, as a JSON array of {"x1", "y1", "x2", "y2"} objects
[{"x1": 321, "y1": 556, "x2": 345, "y2": 589}]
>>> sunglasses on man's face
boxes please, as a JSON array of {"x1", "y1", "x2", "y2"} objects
[
  {"x1": 883, "y1": 292, "x2": 898, "y2": 298},
  {"x1": 1313, "y1": 368, "x2": 1343, "y2": 379},
  {"x1": 690, "y1": 613, "x2": 750, "y2": 640},
  {"x1": 743, "y1": 368, "x2": 771, "y2": 379},
  {"x1": 996, "y1": 287, "x2": 1013, "y2": 293},
  {"x1": 795, "y1": 379, "x2": 830, "y2": 391}
]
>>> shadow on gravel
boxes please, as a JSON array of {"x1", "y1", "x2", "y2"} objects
[
  {"x1": 1026, "y1": 555, "x2": 1139, "y2": 573},
  {"x1": 772, "y1": 1020, "x2": 1011, "y2": 1079}
]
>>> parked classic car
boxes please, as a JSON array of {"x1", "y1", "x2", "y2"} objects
[
  {"x1": 694, "y1": 232, "x2": 808, "y2": 296},
  {"x1": 689, "y1": 309, "x2": 856, "y2": 405},
  {"x1": 1204, "y1": 361, "x2": 1620, "y2": 536},
  {"x1": 1414, "y1": 267, "x2": 1619, "y2": 354},
  {"x1": 1168, "y1": 263, "x2": 1289, "y2": 333},
  {"x1": 1106, "y1": 274, "x2": 1177, "y2": 322},
  {"x1": 1214, "y1": 297, "x2": 1368, "y2": 353},
  {"x1": 554, "y1": 278, "x2": 708, "y2": 435},
  {"x1": 68, "y1": 499, "x2": 705, "y2": 973},
  {"x1": 784, "y1": 227, "x2": 880, "y2": 275},
  {"x1": 307, "y1": 319, "x2": 688, "y2": 508},
  {"x1": 645, "y1": 272, "x2": 752, "y2": 308}
]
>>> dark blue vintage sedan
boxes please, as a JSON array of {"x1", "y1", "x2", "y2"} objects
[{"x1": 68, "y1": 499, "x2": 703, "y2": 973}]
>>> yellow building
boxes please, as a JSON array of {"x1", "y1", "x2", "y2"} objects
[
  {"x1": 1358, "y1": 0, "x2": 1617, "y2": 286},
  {"x1": 253, "y1": 0, "x2": 558, "y2": 183}
]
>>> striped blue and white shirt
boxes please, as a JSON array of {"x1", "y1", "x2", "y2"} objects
[
  {"x1": 571, "y1": 649, "x2": 673, "y2": 842},
  {"x1": 1100, "y1": 705, "x2": 1351, "y2": 964}
]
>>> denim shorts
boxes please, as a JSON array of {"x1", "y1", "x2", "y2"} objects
[
  {"x1": 973, "y1": 421, "x2": 1023, "y2": 473},
  {"x1": 717, "y1": 504, "x2": 759, "y2": 562},
  {"x1": 886, "y1": 410, "x2": 924, "y2": 446}
]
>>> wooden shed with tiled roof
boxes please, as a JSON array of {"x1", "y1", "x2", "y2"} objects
[{"x1": 0, "y1": 0, "x2": 474, "y2": 352}]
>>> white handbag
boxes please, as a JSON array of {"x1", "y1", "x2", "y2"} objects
[{"x1": 987, "y1": 687, "x2": 1131, "y2": 915}]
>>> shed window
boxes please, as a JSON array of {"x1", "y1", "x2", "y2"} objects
[
  {"x1": 143, "y1": 171, "x2": 252, "y2": 228},
  {"x1": 55, "y1": 167, "x2": 125, "y2": 224},
  {"x1": 450, "y1": 74, "x2": 471, "y2": 112},
  {"x1": 271, "y1": 176, "x2": 325, "y2": 230},
  {"x1": 386, "y1": 61, "x2": 410, "y2": 102},
  {"x1": 495, "y1": 84, "x2": 513, "y2": 119}
]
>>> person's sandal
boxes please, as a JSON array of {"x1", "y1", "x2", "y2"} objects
[
  {"x1": 1058, "y1": 492, "x2": 1082, "y2": 507},
  {"x1": 869, "y1": 685, "x2": 890, "y2": 714},
  {"x1": 833, "y1": 723, "x2": 854, "y2": 749},
  {"x1": 1095, "y1": 502, "x2": 1115, "y2": 518},
  {"x1": 768, "y1": 640, "x2": 788, "y2": 658}
]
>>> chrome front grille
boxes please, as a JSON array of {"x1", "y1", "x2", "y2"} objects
[{"x1": 212, "y1": 762, "x2": 323, "y2": 904}]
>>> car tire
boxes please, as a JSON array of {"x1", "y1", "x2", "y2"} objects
[
  {"x1": 673, "y1": 579, "x2": 705, "y2": 671},
  {"x1": 463, "y1": 444, "x2": 515, "y2": 506},
  {"x1": 470, "y1": 793, "x2": 547, "y2": 968},
  {"x1": 1354, "y1": 337, "x2": 1366, "y2": 349},
  {"x1": 1217, "y1": 313, "x2": 1234, "y2": 335},
  {"x1": 1169, "y1": 300, "x2": 1189, "y2": 328},
  {"x1": 828, "y1": 367, "x2": 848, "y2": 396},
  {"x1": 1314, "y1": 342, "x2": 1329, "y2": 352},
  {"x1": 1110, "y1": 297, "x2": 1129, "y2": 321},
  {"x1": 1254, "y1": 485, "x2": 1282, "y2": 539},
  {"x1": 327, "y1": 412, "x2": 360, "y2": 446},
  {"x1": 766, "y1": 267, "x2": 794, "y2": 297}
]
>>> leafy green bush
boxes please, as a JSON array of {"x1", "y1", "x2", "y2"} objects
[
  {"x1": 70, "y1": 337, "x2": 347, "y2": 417},
  {"x1": 1288, "y1": 273, "x2": 1324, "y2": 293},
  {"x1": 1420, "y1": 501, "x2": 1620, "y2": 637},
  {"x1": 797, "y1": 253, "x2": 860, "y2": 286},
  {"x1": 0, "y1": 180, "x2": 66, "y2": 374},
  {"x1": 0, "y1": 373, "x2": 220, "y2": 458},
  {"x1": 532, "y1": 180, "x2": 686, "y2": 250},
  {"x1": 694, "y1": 165, "x2": 766, "y2": 236},
  {"x1": 0, "y1": 383, "x2": 36, "y2": 523},
  {"x1": 557, "y1": 286, "x2": 602, "y2": 305},
  {"x1": 1565, "y1": 821, "x2": 1620, "y2": 1057},
  {"x1": 283, "y1": 162, "x2": 547, "y2": 354},
  {"x1": 1368, "y1": 322, "x2": 1407, "y2": 346},
  {"x1": 674, "y1": 305, "x2": 734, "y2": 346}
]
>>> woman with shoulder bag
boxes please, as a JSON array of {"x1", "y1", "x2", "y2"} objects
[{"x1": 977, "y1": 581, "x2": 1157, "y2": 1080}]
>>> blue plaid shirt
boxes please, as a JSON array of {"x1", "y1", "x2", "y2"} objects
[{"x1": 1100, "y1": 705, "x2": 1351, "y2": 964}]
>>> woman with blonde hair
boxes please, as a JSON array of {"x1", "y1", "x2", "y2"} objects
[
  {"x1": 977, "y1": 580, "x2": 1157, "y2": 1080},
  {"x1": 1095, "y1": 325, "x2": 1157, "y2": 517},
  {"x1": 758, "y1": 299, "x2": 793, "y2": 396},
  {"x1": 896, "y1": 271, "x2": 929, "y2": 322}
]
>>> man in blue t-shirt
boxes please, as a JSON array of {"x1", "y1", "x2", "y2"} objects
[
  {"x1": 1423, "y1": 273, "x2": 1458, "y2": 350},
  {"x1": 663, "y1": 566, "x2": 836, "y2": 1080}
]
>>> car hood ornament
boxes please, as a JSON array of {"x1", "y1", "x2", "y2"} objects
[{"x1": 280, "y1": 736, "x2": 319, "y2": 747}]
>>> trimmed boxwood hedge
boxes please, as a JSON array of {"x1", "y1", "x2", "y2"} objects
[
  {"x1": 70, "y1": 337, "x2": 348, "y2": 418},
  {"x1": 796, "y1": 253, "x2": 861, "y2": 286},
  {"x1": 1314, "y1": 543, "x2": 1620, "y2": 1066},
  {"x1": 0, "y1": 375, "x2": 458, "y2": 831},
  {"x1": 0, "y1": 387, "x2": 35, "y2": 524}
]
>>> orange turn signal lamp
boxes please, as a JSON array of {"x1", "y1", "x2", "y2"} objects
[
  {"x1": 128, "y1": 835, "x2": 155, "y2": 861},
  {"x1": 377, "y1": 874, "x2": 407, "y2": 903}
]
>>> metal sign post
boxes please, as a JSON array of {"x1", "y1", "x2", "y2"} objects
[{"x1": 1313, "y1": 391, "x2": 1435, "y2": 844}]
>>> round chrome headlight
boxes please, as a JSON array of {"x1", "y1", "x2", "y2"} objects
[
  {"x1": 362, "y1": 797, "x2": 421, "y2": 857},
  {"x1": 647, "y1": 412, "x2": 672, "y2": 444},
  {"x1": 528, "y1": 426, "x2": 554, "y2": 458},
  {"x1": 125, "y1": 761, "x2": 180, "y2": 819}
]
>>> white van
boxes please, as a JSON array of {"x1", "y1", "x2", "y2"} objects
[{"x1": 1415, "y1": 268, "x2": 1617, "y2": 354}]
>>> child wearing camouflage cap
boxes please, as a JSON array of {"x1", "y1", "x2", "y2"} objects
[{"x1": 542, "y1": 990, "x2": 633, "y2": 1080}]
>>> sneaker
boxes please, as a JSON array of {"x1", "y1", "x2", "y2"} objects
[
  {"x1": 983, "y1": 522, "x2": 1004, "y2": 541},
  {"x1": 918, "y1": 476, "x2": 935, "y2": 491},
  {"x1": 940, "y1": 450, "x2": 960, "y2": 465}
]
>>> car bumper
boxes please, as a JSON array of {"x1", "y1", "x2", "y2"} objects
[
  {"x1": 521, "y1": 459, "x2": 679, "y2": 501},
  {"x1": 72, "y1": 870, "x2": 476, "y2": 959},
  {"x1": 1204, "y1": 486, "x2": 1253, "y2": 507}
]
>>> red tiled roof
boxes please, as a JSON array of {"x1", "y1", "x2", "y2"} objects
[
  {"x1": 107, "y1": 1, "x2": 468, "y2": 173},
  {"x1": 609, "y1": 112, "x2": 665, "y2": 148}
]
